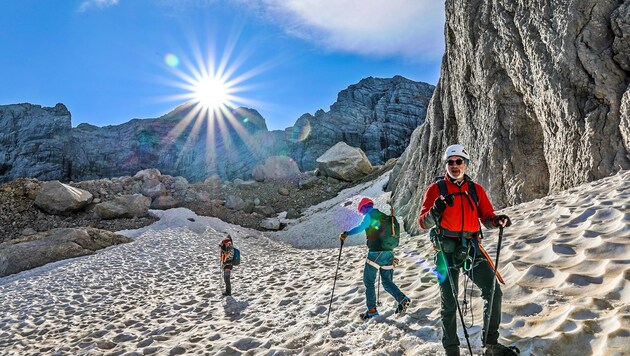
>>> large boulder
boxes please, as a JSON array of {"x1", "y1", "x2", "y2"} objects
[
  {"x1": 94, "y1": 194, "x2": 151, "y2": 219},
  {"x1": 0, "y1": 228, "x2": 132, "y2": 277},
  {"x1": 34, "y1": 181, "x2": 93, "y2": 215},
  {"x1": 251, "y1": 156, "x2": 301, "y2": 181},
  {"x1": 316, "y1": 142, "x2": 373, "y2": 181},
  {"x1": 390, "y1": 0, "x2": 630, "y2": 234}
]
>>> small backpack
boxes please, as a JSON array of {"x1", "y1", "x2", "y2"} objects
[
  {"x1": 366, "y1": 209, "x2": 401, "y2": 251},
  {"x1": 231, "y1": 248, "x2": 241, "y2": 266}
]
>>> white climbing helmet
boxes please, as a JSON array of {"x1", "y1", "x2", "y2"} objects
[{"x1": 443, "y1": 144, "x2": 470, "y2": 160}]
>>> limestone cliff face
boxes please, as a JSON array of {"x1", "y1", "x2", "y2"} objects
[
  {"x1": 391, "y1": 0, "x2": 630, "y2": 234},
  {"x1": 0, "y1": 104, "x2": 72, "y2": 182},
  {"x1": 288, "y1": 76, "x2": 434, "y2": 170}
]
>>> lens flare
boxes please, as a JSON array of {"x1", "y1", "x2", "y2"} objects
[
  {"x1": 289, "y1": 119, "x2": 311, "y2": 142},
  {"x1": 165, "y1": 53, "x2": 179, "y2": 67}
]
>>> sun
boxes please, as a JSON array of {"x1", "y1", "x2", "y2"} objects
[{"x1": 193, "y1": 75, "x2": 229, "y2": 109}]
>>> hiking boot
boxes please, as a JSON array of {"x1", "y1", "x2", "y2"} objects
[
  {"x1": 444, "y1": 346, "x2": 460, "y2": 356},
  {"x1": 222, "y1": 291, "x2": 231, "y2": 297},
  {"x1": 360, "y1": 308, "x2": 379, "y2": 320},
  {"x1": 484, "y1": 343, "x2": 520, "y2": 356},
  {"x1": 395, "y1": 296, "x2": 411, "y2": 314}
]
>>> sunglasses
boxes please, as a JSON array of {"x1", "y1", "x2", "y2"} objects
[{"x1": 447, "y1": 159, "x2": 464, "y2": 166}]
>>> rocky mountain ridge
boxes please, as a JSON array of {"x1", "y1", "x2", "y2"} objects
[{"x1": 0, "y1": 76, "x2": 434, "y2": 184}]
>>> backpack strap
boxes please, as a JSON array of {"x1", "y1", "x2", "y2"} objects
[
  {"x1": 435, "y1": 176, "x2": 479, "y2": 208},
  {"x1": 466, "y1": 179, "x2": 479, "y2": 206},
  {"x1": 390, "y1": 205, "x2": 396, "y2": 235}
]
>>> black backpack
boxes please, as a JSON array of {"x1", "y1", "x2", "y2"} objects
[
  {"x1": 435, "y1": 175, "x2": 479, "y2": 209},
  {"x1": 365, "y1": 209, "x2": 401, "y2": 251}
]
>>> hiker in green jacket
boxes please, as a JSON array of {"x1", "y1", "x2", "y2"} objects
[{"x1": 340, "y1": 197, "x2": 410, "y2": 320}]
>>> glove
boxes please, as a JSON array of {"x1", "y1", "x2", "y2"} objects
[
  {"x1": 493, "y1": 214, "x2": 512, "y2": 228},
  {"x1": 444, "y1": 193, "x2": 455, "y2": 207},
  {"x1": 339, "y1": 232, "x2": 348, "y2": 241},
  {"x1": 431, "y1": 196, "x2": 448, "y2": 217}
]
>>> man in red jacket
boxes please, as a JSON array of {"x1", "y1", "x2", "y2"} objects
[{"x1": 418, "y1": 144, "x2": 515, "y2": 356}]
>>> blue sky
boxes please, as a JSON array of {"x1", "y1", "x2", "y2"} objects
[{"x1": 0, "y1": 0, "x2": 444, "y2": 131}]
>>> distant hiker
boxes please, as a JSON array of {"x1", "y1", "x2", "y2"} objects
[
  {"x1": 219, "y1": 234, "x2": 235, "y2": 296},
  {"x1": 418, "y1": 144, "x2": 517, "y2": 356},
  {"x1": 340, "y1": 197, "x2": 410, "y2": 320}
]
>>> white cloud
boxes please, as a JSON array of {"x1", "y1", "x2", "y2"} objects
[
  {"x1": 256, "y1": 0, "x2": 445, "y2": 60},
  {"x1": 78, "y1": 0, "x2": 120, "y2": 12}
]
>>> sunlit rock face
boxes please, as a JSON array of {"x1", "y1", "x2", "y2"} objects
[
  {"x1": 287, "y1": 76, "x2": 435, "y2": 171},
  {"x1": 0, "y1": 103, "x2": 72, "y2": 182},
  {"x1": 390, "y1": 0, "x2": 630, "y2": 234}
]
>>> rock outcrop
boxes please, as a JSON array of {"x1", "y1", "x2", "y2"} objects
[
  {"x1": 288, "y1": 76, "x2": 434, "y2": 170},
  {"x1": 0, "y1": 228, "x2": 132, "y2": 277},
  {"x1": 391, "y1": 0, "x2": 630, "y2": 234}
]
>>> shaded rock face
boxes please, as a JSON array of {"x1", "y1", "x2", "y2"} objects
[
  {"x1": 70, "y1": 104, "x2": 286, "y2": 183},
  {"x1": 391, "y1": 0, "x2": 630, "y2": 234},
  {"x1": 0, "y1": 103, "x2": 72, "y2": 182},
  {"x1": 288, "y1": 76, "x2": 435, "y2": 171}
]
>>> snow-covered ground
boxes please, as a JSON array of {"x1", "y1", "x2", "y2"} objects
[{"x1": 0, "y1": 170, "x2": 629, "y2": 355}]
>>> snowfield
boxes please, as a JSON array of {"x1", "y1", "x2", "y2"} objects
[{"x1": 1, "y1": 170, "x2": 629, "y2": 355}]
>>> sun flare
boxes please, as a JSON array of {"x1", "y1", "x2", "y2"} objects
[{"x1": 193, "y1": 75, "x2": 230, "y2": 109}]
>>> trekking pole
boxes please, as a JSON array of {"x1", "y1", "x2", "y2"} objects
[
  {"x1": 435, "y1": 236, "x2": 474, "y2": 356},
  {"x1": 377, "y1": 273, "x2": 381, "y2": 306},
  {"x1": 219, "y1": 256, "x2": 224, "y2": 293},
  {"x1": 326, "y1": 239, "x2": 345, "y2": 325},
  {"x1": 484, "y1": 226, "x2": 504, "y2": 346}
]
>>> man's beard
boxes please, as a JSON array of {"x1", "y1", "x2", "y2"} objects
[{"x1": 447, "y1": 170, "x2": 464, "y2": 180}]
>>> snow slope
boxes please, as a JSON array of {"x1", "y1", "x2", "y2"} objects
[{"x1": 0, "y1": 170, "x2": 629, "y2": 355}]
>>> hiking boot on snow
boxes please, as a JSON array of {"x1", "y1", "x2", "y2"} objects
[
  {"x1": 484, "y1": 343, "x2": 520, "y2": 356},
  {"x1": 395, "y1": 296, "x2": 411, "y2": 314},
  {"x1": 360, "y1": 308, "x2": 379, "y2": 320}
]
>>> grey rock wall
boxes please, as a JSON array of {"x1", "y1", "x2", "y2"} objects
[
  {"x1": 0, "y1": 104, "x2": 72, "y2": 182},
  {"x1": 391, "y1": 0, "x2": 630, "y2": 234},
  {"x1": 287, "y1": 76, "x2": 434, "y2": 170}
]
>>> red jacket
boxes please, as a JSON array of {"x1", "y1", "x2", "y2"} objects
[{"x1": 418, "y1": 174, "x2": 497, "y2": 236}]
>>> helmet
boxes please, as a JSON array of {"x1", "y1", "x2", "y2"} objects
[
  {"x1": 443, "y1": 144, "x2": 470, "y2": 160},
  {"x1": 357, "y1": 197, "x2": 374, "y2": 213}
]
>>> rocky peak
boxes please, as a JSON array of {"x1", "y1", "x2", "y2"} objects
[{"x1": 288, "y1": 76, "x2": 435, "y2": 170}]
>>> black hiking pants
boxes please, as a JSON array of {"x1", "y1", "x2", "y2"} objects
[
  {"x1": 439, "y1": 251, "x2": 502, "y2": 349},
  {"x1": 223, "y1": 265, "x2": 232, "y2": 295}
]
